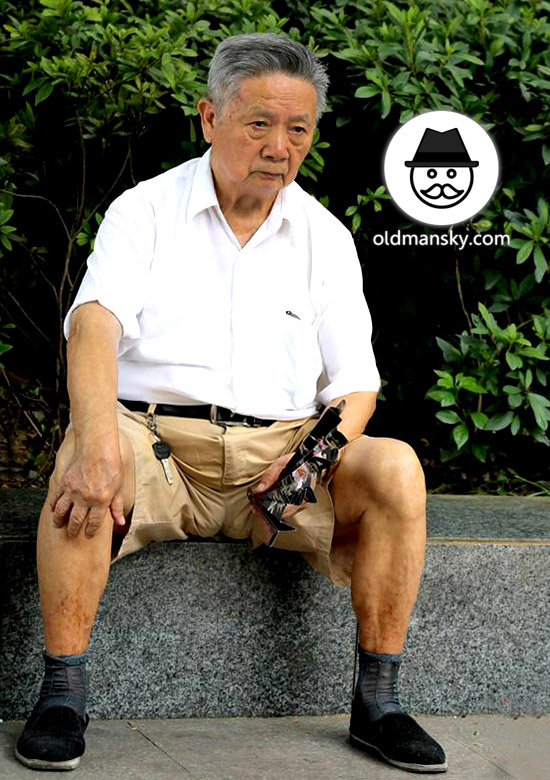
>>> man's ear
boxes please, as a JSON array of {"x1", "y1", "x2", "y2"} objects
[{"x1": 196, "y1": 97, "x2": 216, "y2": 144}]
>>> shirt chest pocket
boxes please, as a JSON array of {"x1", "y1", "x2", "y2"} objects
[{"x1": 253, "y1": 309, "x2": 323, "y2": 407}]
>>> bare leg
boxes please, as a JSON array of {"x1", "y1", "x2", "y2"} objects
[
  {"x1": 329, "y1": 437, "x2": 427, "y2": 653},
  {"x1": 329, "y1": 439, "x2": 447, "y2": 772},
  {"x1": 37, "y1": 430, "x2": 135, "y2": 656}
]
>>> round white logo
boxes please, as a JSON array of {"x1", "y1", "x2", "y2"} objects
[{"x1": 383, "y1": 111, "x2": 500, "y2": 227}]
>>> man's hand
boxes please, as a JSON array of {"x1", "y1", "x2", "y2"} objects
[
  {"x1": 50, "y1": 449, "x2": 126, "y2": 539},
  {"x1": 250, "y1": 451, "x2": 311, "y2": 520}
]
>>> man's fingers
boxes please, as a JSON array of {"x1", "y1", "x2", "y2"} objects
[
  {"x1": 110, "y1": 492, "x2": 126, "y2": 526},
  {"x1": 51, "y1": 494, "x2": 73, "y2": 527},
  {"x1": 50, "y1": 485, "x2": 63, "y2": 513},
  {"x1": 66, "y1": 504, "x2": 89, "y2": 538},
  {"x1": 254, "y1": 455, "x2": 293, "y2": 494},
  {"x1": 281, "y1": 502, "x2": 310, "y2": 520},
  {"x1": 84, "y1": 506, "x2": 108, "y2": 538},
  {"x1": 254, "y1": 469, "x2": 277, "y2": 494}
]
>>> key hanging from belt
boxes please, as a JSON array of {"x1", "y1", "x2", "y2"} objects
[{"x1": 146, "y1": 405, "x2": 174, "y2": 485}]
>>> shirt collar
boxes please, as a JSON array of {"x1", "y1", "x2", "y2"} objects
[
  {"x1": 187, "y1": 147, "x2": 219, "y2": 221},
  {"x1": 187, "y1": 146, "x2": 299, "y2": 228}
]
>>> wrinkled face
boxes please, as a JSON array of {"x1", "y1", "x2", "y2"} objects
[
  {"x1": 198, "y1": 72, "x2": 317, "y2": 201},
  {"x1": 410, "y1": 166, "x2": 474, "y2": 209}
]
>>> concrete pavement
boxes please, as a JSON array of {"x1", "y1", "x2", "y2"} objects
[{"x1": 1, "y1": 714, "x2": 548, "y2": 779}]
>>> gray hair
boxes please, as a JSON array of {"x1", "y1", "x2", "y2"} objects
[{"x1": 207, "y1": 33, "x2": 329, "y2": 124}]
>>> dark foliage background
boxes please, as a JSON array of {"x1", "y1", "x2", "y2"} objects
[{"x1": 1, "y1": 0, "x2": 549, "y2": 494}]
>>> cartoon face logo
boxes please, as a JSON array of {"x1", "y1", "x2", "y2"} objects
[
  {"x1": 405, "y1": 128, "x2": 478, "y2": 210},
  {"x1": 410, "y1": 165, "x2": 474, "y2": 209}
]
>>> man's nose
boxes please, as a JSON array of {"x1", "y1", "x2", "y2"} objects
[{"x1": 262, "y1": 128, "x2": 289, "y2": 160}]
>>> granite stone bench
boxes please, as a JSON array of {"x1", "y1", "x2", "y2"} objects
[{"x1": 1, "y1": 490, "x2": 549, "y2": 720}]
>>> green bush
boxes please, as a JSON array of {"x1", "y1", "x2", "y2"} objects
[{"x1": 0, "y1": 0, "x2": 549, "y2": 492}]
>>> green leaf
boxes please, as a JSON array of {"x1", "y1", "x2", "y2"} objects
[
  {"x1": 452, "y1": 423, "x2": 469, "y2": 450},
  {"x1": 533, "y1": 246, "x2": 547, "y2": 283},
  {"x1": 478, "y1": 303, "x2": 497, "y2": 331},
  {"x1": 527, "y1": 393, "x2": 550, "y2": 429},
  {"x1": 536, "y1": 367, "x2": 548, "y2": 386},
  {"x1": 381, "y1": 90, "x2": 391, "y2": 118},
  {"x1": 518, "y1": 274, "x2": 536, "y2": 297},
  {"x1": 457, "y1": 376, "x2": 487, "y2": 393},
  {"x1": 538, "y1": 198, "x2": 549, "y2": 226},
  {"x1": 516, "y1": 241, "x2": 534, "y2": 264},
  {"x1": 426, "y1": 389, "x2": 456, "y2": 406},
  {"x1": 472, "y1": 442, "x2": 488, "y2": 462},
  {"x1": 519, "y1": 346, "x2": 549, "y2": 360},
  {"x1": 435, "y1": 337, "x2": 461, "y2": 363},
  {"x1": 543, "y1": 144, "x2": 550, "y2": 167},
  {"x1": 510, "y1": 415, "x2": 521, "y2": 435},
  {"x1": 355, "y1": 85, "x2": 379, "y2": 98},
  {"x1": 434, "y1": 370, "x2": 454, "y2": 389},
  {"x1": 508, "y1": 393, "x2": 523, "y2": 408},
  {"x1": 505, "y1": 352, "x2": 523, "y2": 370},
  {"x1": 436, "y1": 410, "x2": 461, "y2": 424},
  {"x1": 35, "y1": 81, "x2": 54, "y2": 105},
  {"x1": 485, "y1": 411, "x2": 514, "y2": 431},
  {"x1": 470, "y1": 412, "x2": 488, "y2": 429}
]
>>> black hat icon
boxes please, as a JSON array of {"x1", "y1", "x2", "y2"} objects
[{"x1": 405, "y1": 128, "x2": 479, "y2": 168}]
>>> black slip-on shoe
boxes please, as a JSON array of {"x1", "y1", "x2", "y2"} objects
[
  {"x1": 15, "y1": 704, "x2": 89, "y2": 771},
  {"x1": 349, "y1": 711, "x2": 448, "y2": 773}
]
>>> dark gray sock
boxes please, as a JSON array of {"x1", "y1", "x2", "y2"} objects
[
  {"x1": 354, "y1": 647, "x2": 405, "y2": 721},
  {"x1": 37, "y1": 650, "x2": 88, "y2": 719}
]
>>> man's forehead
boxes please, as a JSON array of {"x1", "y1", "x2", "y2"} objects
[
  {"x1": 232, "y1": 74, "x2": 316, "y2": 118},
  {"x1": 244, "y1": 104, "x2": 312, "y2": 123}
]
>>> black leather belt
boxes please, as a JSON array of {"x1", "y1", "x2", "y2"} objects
[{"x1": 119, "y1": 399, "x2": 276, "y2": 428}]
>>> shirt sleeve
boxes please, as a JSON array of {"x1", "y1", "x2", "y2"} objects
[
  {"x1": 316, "y1": 228, "x2": 380, "y2": 405},
  {"x1": 63, "y1": 186, "x2": 154, "y2": 351}
]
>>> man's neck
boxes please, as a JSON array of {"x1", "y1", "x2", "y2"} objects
[{"x1": 211, "y1": 171, "x2": 280, "y2": 229}]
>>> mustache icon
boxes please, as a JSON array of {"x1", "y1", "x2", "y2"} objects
[{"x1": 420, "y1": 183, "x2": 464, "y2": 199}]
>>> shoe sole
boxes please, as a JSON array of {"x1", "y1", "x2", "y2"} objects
[
  {"x1": 349, "y1": 732, "x2": 448, "y2": 773},
  {"x1": 14, "y1": 746, "x2": 81, "y2": 771}
]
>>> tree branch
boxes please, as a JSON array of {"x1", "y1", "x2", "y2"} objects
[{"x1": 0, "y1": 189, "x2": 71, "y2": 242}]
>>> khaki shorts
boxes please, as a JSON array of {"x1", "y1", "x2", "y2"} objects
[{"x1": 106, "y1": 402, "x2": 355, "y2": 586}]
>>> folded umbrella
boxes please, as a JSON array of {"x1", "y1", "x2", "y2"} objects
[{"x1": 248, "y1": 401, "x2": 349, "y2": 547}]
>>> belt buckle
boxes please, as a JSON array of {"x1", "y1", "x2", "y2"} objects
[
  {"x1": 210, "y1": 405, "x2": 250, "y2": 427},
  {"x1": 210, "y1": 404, "x2": 226, "y2": 428}
]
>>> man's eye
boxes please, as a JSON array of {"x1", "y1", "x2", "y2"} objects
[
  {"x1": 292, "y1": 127, "x2": 306, "y2": 134},
  {"x1": 252, "y1": 121, "x2": 266, "y2": 128}
]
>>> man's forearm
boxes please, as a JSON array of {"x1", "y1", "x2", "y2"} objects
[
  {"x1": 67, "y1": 302, "x2": 122, "y2": 455},
  {"x1": 325, "y1": 390, "x2": 377, "y2": 442}
]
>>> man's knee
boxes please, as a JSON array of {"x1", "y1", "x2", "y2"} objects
[
  {"x1": 340, "y1": 437, "x2": 425, "y2": 512},
  {"x1": 365, "y1": 438, "x2": 426, "y2": 517},
  {"x1": 45, "y1": 427, "x2": 135, "y2": 520},
  {"x1": 373, "y1": 438, "x2": 424, "y2": 483}
]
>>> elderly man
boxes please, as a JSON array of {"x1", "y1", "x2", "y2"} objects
[{"x1": 15, "y1": 33, "x2": 447, "y2": 774}]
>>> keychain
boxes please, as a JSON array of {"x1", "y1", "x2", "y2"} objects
[{"x1": 146, "y1": 411, "x2": 174, "y2": 485}]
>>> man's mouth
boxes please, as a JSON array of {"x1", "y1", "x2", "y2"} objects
[{"x1": 420, "y1": 183, "x2": 464, "y2": 199}]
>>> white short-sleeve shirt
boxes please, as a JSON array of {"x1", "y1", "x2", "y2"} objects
[{"x1": 64, "y1": 149, "x2": 380, "y2": 420}]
